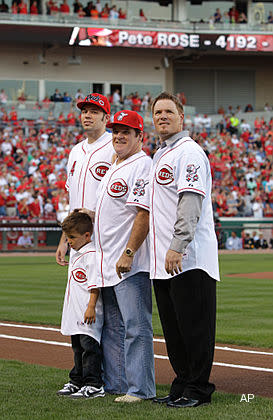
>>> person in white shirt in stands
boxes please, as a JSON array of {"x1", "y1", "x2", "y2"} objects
[
  {"x1": 225, "y1": 231, "x2": 242, "y2": 250},
  {"x1": 112, "y1": 89, "x2": 121, "y2": 106},
  {"x1": 17, "y1": 231, "x2": 33, "y2": 248},
  {"x1": 252, "y1": 197, "x2": 264, "y2": 218},
  {"x1": 95, "y1": 110, "x2": 155, "y2": 403}
]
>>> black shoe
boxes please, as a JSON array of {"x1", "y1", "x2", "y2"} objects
[
  {"x1": 167, "y1": 396, "x2": 211, "y2": 408},
  {"x1": 153, "y1": 395, "x2": 177, "y2": 404}
]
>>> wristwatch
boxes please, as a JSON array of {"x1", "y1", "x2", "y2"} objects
[{"x1": 124, "y1": 248, "x2": 135, "y2": 257}]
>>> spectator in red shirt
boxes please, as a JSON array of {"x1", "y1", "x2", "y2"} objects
[
  {"x1": 9, "y1": 107, "x2": 18, "y2": 121},
  {"x1": 67, "y1": 111, "x2": 76, "y2": 126},
  {"x1": 47, "y1": 0, "x2": 59, "y2": 14},
  {"x1": 6, "y1": 190, "x2": 17, "y2": 217},
  {"x1": 57, "y1": 112, "x2": 66, "y2": 125},
  {"x1": 100, "y1": 6, "x2": 109, "y2": 18},
  {"x1": 118, "y1": 8, "x2": 126, "y2": 19},
  {"x1": 90, "y1": 6, "x2": 99, "y2": 18},
  {"x1": 30, "y1": 0, "x2": 38, "y2": 14},
  {"x1": 132, "y1": 93, "x2": 141, "y2": 111},
  {"x1": 28, "y1": 194, "x2": 41, "y2": 218},
  {"x1": 18, "y1": 198, "x2": 29, "y2": 219},
  {"x1": 60, "y1": 0, "x2": 70, "y2": 13},
  {"x1": 18, "y1": 0, "x2": 28, "y2": 14},
  {"x1": 139, "y1": 8, "x2": 147, "y2": 21},
  {"x1": 0, "y1": 187, "x2": 7, "y2": 216},
  {"x1": 11, "y1": 0, "x2": 18, "y2": 13},
  {"x1": 228, "y1": 6, "x2": 239, "y2": 23}
]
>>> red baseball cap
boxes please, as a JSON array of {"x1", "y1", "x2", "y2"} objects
[
  {"x1": 107, "y1": 110, "x2": 143, "y2": 131},
  {"x1": 77, "y1": 93, "x2": 110, "y2": 114}
]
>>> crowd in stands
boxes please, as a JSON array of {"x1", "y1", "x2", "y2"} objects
[
  {"x1": 224, "y1": 230, "x2": 273, "y2": 250},
  {"x1": 1, "y1": 89, "x2": 273, "y2": 249},
  {"x1": 0, "y1": 0, "x2": 148, "y2": 20},
  {"x1": 209, "y1": 7, "x2": 273, "y2": 25}
]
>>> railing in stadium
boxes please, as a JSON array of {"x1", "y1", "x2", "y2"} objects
[
  {"x1": 1, "y1": 218, "x2": 272, "y2": 252},
  {"x1": 1, "y1": 13, "x2": 273, "y2": 34}
]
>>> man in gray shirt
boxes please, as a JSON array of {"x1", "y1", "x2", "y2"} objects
[{"x1": 150, "y1": 92, "x2": 220, "y2": 408}]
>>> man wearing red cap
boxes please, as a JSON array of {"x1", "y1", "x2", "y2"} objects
[
  {"x1": 56, "y1": 93, "x2": 114, "y2": 266},
  {"x1": 55, "y1": 93, "x2": 115, "y2": 399},
  {"x1": 94, "y1": 110, "x2": 155, "y2": 403}
]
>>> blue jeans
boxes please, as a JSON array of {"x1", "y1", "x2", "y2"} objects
[{"x1": 101, "y1": 272, "x2": 155, "y2": 399}]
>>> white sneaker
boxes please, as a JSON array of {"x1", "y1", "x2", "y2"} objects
[
  {"x1": 70, "y1": 385, "x2": 105, "y2": 399},
  {"x1": 114, "y1": 394, "x2": 142, "y2": 403},
  {"x1": 57, "y1": 382, "x2": 80, "y2": 396}
]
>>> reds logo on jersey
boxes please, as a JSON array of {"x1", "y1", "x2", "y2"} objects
[
  {"x1": 133, "y1": 178, "x2": 148, "y2": 196},
  {"x1": 156, "y1": 164, "x2": 174, "y2": 185},
  {"x1": 71, "y1": 268, "x2": 87, "y2": 283},
  {"x1": 90, "y1": 161, "x2": 111, "y2": 181},
  {"x1": 107, "y1": 178, "x2": 128, "y2": 198},
  {"x1": 186, "y1": 164, "x2": 200, "y2": 183}
]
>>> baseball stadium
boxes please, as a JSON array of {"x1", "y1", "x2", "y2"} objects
[{"x1": 0, "y1": 0, "x2": 273, "y2": 418}]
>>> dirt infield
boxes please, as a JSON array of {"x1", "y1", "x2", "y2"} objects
[
  {"x1": 0, "y1": 322, "x2": 272, "y2": 399},
  {"x1": 227, "y1": 272, "x2": 273, "y2": 279}
]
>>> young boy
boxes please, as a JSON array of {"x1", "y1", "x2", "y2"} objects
[{"x1": 57, "y1": 210, "x2": 104, "y2": 399}]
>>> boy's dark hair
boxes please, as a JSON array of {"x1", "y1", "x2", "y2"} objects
[
  {"x1": 151, "y1": 91, "x2": 184, "y2": 114},
  {"x1": 61, "y1": 210, "x2": 93, "y2": 235}
]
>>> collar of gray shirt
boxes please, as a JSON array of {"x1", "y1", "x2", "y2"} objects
[{"x1": 161, "y1": 130, "x2": 190, "y2": 148}]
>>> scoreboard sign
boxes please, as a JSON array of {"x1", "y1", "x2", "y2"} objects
[{"x1": 69, "y1": 27, "x2": 273, "y2": 52}]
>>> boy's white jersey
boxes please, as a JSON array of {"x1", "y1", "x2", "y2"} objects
[
  {"x1": 150, "y1": 136, "x2": 220, "y2": 281},
  {"x1": 65, "y1": 132, "x2": 114, "y2": 212},
  {"x1": 95, "y1": 151, "x2": 151, "y2": 287},
  {"x1": 61, "y1": 242, "x2": 103, "y2": 343}
]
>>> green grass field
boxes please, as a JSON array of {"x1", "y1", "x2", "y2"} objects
[
  {"x1": 0, "y1": 254, "x2": 272, "y2": 347},
  {"x1": 1, "y1": 360, "x2": 272, "y2": 420},
  {"x1": 0, "y1": 253, "x2": 272, "y2": 419}
]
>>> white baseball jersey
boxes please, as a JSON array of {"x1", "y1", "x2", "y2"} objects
[
  {"x1": 150, "y1": 136, "x2": 220, "y2": 281},
  {"x1": 61, "y1": 242, "x2": 103, "y2": 343},
  {"x1": 65, "y1": 132, "x2": 114, "y2": 212},
  {"x1": 95, "y1": 150, "x2": 151, "y2": 287}
]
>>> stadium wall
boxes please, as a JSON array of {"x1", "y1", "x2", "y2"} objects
[
  {"x1": 0, "y1": 44, "x2": 167, "y2": 97},
  {"x1": 1, "y1": 42, "x2": 273, "y2": 110}
]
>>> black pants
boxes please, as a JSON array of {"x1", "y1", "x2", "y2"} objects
[
  {"x1": 69, "y1": 334, "x2": 103, "y2": 388},
  {"x1": 153, "y1": 269, "x2": 216, "y2": 401}
]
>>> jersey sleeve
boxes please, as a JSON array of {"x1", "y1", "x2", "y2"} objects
[
  {"x1": 175, "y1": 150, "x2": 207, "y2": 197},
  {"x1": 126, "y1": 157, "x2": 151, "y2": 210}
]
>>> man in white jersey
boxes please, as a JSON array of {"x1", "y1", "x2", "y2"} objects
[
  {"x1": 150, "y1": 92, "x2": 220, "y2": 408},
  {"x1": 56, "y1": 93, "x2": 113, "y2": 265},
  {"x1": 95, "y1": 110, "x2": 155, "y2": 403}
]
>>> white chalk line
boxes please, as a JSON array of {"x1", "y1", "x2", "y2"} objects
[
  {"x1": 0, "y1": 334, "x2": 71, "y2": 347},
  {"x1": 1, "y1": 322, "x2": 273, "y2": 357},
  {"x1": 1, "y1": 334, "x2": 273, "y2": 374}
]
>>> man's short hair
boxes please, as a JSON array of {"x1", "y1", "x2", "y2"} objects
[
  {"x1": 61, "y1": 210, "x2": 93, "y2": 235},
  {"x1": 152, "y1": 92, "x2": 184, "y2": 114}
]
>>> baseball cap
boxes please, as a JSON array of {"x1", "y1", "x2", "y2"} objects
[
  {"x1": 77, "y1": 93, "x2": 110, "y2": 114},
  {"x1": 107, "y1": 110, "x2": 143, "y2": 131}
]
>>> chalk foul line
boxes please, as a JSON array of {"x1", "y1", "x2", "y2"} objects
[{"x1": 1, "y1": 334, "x2": 273, "y2": 373}]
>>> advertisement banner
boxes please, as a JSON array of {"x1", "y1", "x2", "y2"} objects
[{"x1": 69, "y1": 27, "x2": 273, "y2": 53}]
